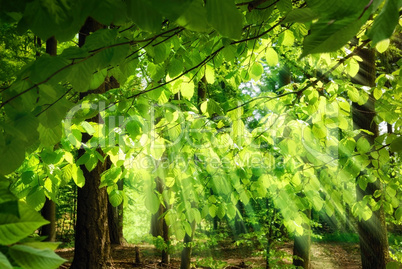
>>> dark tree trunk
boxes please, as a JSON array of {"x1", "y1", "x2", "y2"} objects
[
  {"x1": 41, "y1": 197, "x2": 56, "y2": 241},
  {"x1": 71, "y1": 17, "x2": 112, "y2": 269},
  {"x1": 71, "y1": 155, "x2": 111, "y2": 269},
  {"x1": 161, "y1": 211, "x2": 169, "y2": 264},
  {"x1": 40, "y1": 36, "x2": 57, "y2": 242},
  {"x1": 180, "y1": 221, "x2": 196, "y2": 269},
  {"x1": 150, "y1": 177, "x2": 170, "y2": 264},
  {"x1": 234, "y1": 201, "x2": 246, "y2": 234},
  {"x1": 352, "y1": 48, "x2": 389, "y2": 269},
  {"x1": 292, "y1": 209, "x2": 311, "y2": 269}
]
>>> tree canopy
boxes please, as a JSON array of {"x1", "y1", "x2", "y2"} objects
[{"x1": 0, "y1": 0, "x2": 401, "y2": 268}]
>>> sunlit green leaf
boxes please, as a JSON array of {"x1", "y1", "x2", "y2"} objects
[
  {"x1": 265, "y1": 47, "x2": 278, "y2": 66},
  {"x1": 375, "y1": 39, "x2": 390, "y2": 53},
  {"x1": 205, "y1": 65, "x2": 215, "y2": 84}
]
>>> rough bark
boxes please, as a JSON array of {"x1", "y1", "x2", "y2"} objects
[
  {"x1": 71, "y1": 154, "x2": 111, "y2": 269},
  {"x1": 71, "y1": 17, "x2": 112, "y2": 269},
  {"x1": 352, "y1": 48, "x2": 389, "y2": 269},
  {"x1": 40, "y1": 36, "x2": 57, "y2": 242}
]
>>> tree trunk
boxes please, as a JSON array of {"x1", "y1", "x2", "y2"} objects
[
  {"x1": 161, "y1": 210, "x2": 169, "y2": 264},
  {"x1": 352, "y1": 48, "x2": 389, "y2": 269},
  {"x1": 41, "y1": 197, "x2": 56, "y2": 241},
  {"x1": 292, "y1": 209, "x2": 311, "y2": 269},
  {"x1": 40, "y1": 36, "x2": 57, "y2": 242},
  {"x1": 71, "y1": 17, "x2": 111, "y2": 269},
  {"x1": 150, "y1": 177, "x2": 170, "y2": 264},
  {"x1": 180, "y1": 221, "x2": 196, "y2": 269},
  {"x1": 71, "y1": 154, "x2": 111, "y2": 269}
]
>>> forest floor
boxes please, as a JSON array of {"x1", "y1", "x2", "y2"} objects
[{"x1": 56, "y1": 241, "x2": 362, "y2": 269}]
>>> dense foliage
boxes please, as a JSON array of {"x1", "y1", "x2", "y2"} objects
[{"x1": 0, "y1": 0, "x2": 401, "y2": 268}]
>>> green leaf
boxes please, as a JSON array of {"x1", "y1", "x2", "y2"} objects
[
  {"x1": 301, "y1": 10, "x2": 370, "y2": 57},
  {"x1": 250, "y1": 62, "x2": 264, "y2": 80},
  {"x1": 72, "y1": 164, "x2": 85, "y2": 188},
  {"x1": 312, "y1": 196, "x2": 324, "y2": 211},
  {"x1": 217, "y1": 204, "x2": 226, "y2": 219},
  {"x1": 150, "y1": 137, "x2": 166, "y2": 160},
  {"x1": 127, "y1": 0, "x2": 163, "y2": 33},
  {"x1": 77, "y1": 153, "x2": 91, "y2": 166},
  {"x1": 209, "y1": 204, "x2": 217, "y2": 217},
  {"x1": 26, "y1": 187, "x2": 45, "y2": 211},
  {"x1": 20, "y1": 241, "x2": 60, "y2": 251},
  {"x1": 146, "y1": 41, "x2": 169, "y2": 64},
  {"x1": 373, "y1": 88, "x2": 383, "y2": 100},
  {"x1": 395, "y1": 207, "x2": 402, "y2": 222},
  {"x1": 386, "y1": 185, "x2": 396, "y2": 197},
  {"x1": 180, "y1": 80, "x2": 195, "y2": 100},
  {"x1": 0, "y1": 251, "x2": 12, "y2": 269},
  {"x1": 347, "y1": 86, "x2": 360, "y2": 103},
  {"x1": 375, "y1": 39, "x2": 390, "y2": 53},
  {"x1": 386, "y1": 261, "x2": 401, "y2": 269},
  {"x1": 368, "y1": 0, "x2": 402, "y2": 46},
  {"x1": 283, "y1": 8, "x2": 318, "y2": 23},
  {"x1": 101, "y1": 167, "x2": 122, "y2": 188},
  {"x1": 145, "y1": 193, "x2": 160, "y2": 214},
  {"x1": 281, "y1": 30, "x2": 294, "y2": 46},
  {"x1": 184, "y1": 221, "x2": 192, "y2": 236},
  {"x1": 0, "y1": 137, "x2": 25, "y2": 175},
  {"x1": 168, "y1": 58, "x2": 184, "y2": 78},
  {"x1": 126, "y1": 119, "x2": 142, "y2": 139},
  {"x1": 0, "y1": 201, "x2": 19, "y2": 218},
  {"x1": 345, "y1": 58, "x2": 359, "y2": 77},
  {"x1": 85, "y1": 153, "x2": 98, "y2": 172},
  {"x1": 18, "y1": 0, "x2": 76, "y2": 41},
  {"x1": 356, "y1": 137, "x2": 371, "y2": 153},
  {"x1": 390, "y1": 136, "x2": 402, "y2": 152},
  {"x1": 205, "y1": 65, "x2": 215, "y2": 84},
  {"x1": 232, "y1": 120, "x2": 245, "y2": 139},
  {"x1": 176, "y1": 0, "x2": 209, "y2": 32},
  {"x1": 279, "y1": 138, "x2": 297, "y2": 156},
  {"x1": 277, "y1": 0, "x2": 292, "y2": 14},
  {"x1": 206, "y1": 0, "x2": 243, "y2": 40},
  {"x1": 226, "y1": 204, "x2": 236, "y2": 219},
  {"x1": 88, "y1": 69, "x2": 107, "y2": 90},
  {"x1": 191, "y1": 208, "x2": 201, "y2": 223},
  {"x1": 200, "y1": 99, "x2": 224, "y2": 117},
  {"x1": 109, "y1": 189, "x2": 124, "y2": 207},
  {"x1": 312, "y1": 122, "x2": 327, "y2": 139},
  {"x1": 0, "y1": 202, "x2": 49, "y2": 245},
  {"x1": 265, "y1": 47, "x2": 278, "y2": 66},
  {"x1": 9, "y1": 244, "x2": 66, "y2": 269},
  {"x1": 80, "y1": 121, "x2": 95, "y2": 135}
]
